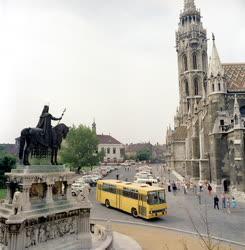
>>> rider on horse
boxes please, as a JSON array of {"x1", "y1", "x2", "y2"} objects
[{"x1": 36, "y1": 105, "x2": 62, "y2": 147}]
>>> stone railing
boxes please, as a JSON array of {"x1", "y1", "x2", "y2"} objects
[{"x1": 90, "y1": 221, "x2": 113, "y2": 250}]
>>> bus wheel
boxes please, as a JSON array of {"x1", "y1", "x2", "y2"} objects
[
  {"x1": 105, "y1": 199, "x2": 110, "y2": 208},
  {"x1": 131, "y1": 208, "x2": 138, "y2": 218}
]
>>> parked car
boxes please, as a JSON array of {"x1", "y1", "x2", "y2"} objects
[{"x1": 71, "y1": 183, "x2": 86, "y2": 196}]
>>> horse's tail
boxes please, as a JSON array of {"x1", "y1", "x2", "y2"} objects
[{"x1": 19, "y1": 129, "x2": 28, "y2": 160}]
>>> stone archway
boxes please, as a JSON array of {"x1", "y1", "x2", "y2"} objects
[{"x1": 223, "y1": 179, "x2": 230, "y2": 193}]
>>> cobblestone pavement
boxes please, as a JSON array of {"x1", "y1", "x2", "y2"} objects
[{"x1": 89, "y1": 165, "x2": 245, "y2": 244}]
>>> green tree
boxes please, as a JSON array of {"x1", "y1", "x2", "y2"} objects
[
  {"x1": 0, "y1": 148, "x2": 16, "y2": 188},
  {"x1": 136, "y1": 148, "x2": 152, "y2": 162},
  {"x1": 60, "y1": 125, "x2": 104, "y2": 173}
]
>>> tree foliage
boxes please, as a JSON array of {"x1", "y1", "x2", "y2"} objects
[
  {"x1": 136, "y1": 148, "x2": 152, "y2": 161},
  {"x1": 60, "y1": 125, "x2": 104, "y2": 173},
  {"x1": 0, "y1": 148, "x2": 16, "y2": 188}
]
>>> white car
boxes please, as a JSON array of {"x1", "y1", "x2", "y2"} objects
[
  {"x1": 71, "y1": 183, "x2": 87, "y2": 196},
  {"x1": 134, "y1": 177, "x2": 158, "y2": 186}
]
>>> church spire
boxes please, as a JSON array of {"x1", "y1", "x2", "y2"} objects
[
  {"x1": 184, "y1": 0, "x2": 196, "y2": 11},
  {"x1": 92, "y1": 119, "x2": 96, "y2": 133},
  {"x1": 208, "y1": 34, "x2": 224, "y2": 78}
]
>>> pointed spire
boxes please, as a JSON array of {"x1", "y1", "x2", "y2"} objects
[
  {"x1": 92, "y1": 119, "x2": 96, "y2": 133},
  {"x1": 184, "y1": 0, "x2": 196, "y2": 11},
  {"x1": 233, "y1": 95, "x2": 241, "y2": 128},
  {"x1": 233, "y1": 95, "x2": 240, "y2": 116},
  {"x1": 208, "y1": 34, "x2": 224, "y2": 78}
]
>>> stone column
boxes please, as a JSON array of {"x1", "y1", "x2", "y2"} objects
[
  {"x1": 79, "y1": 209, "x2": 92, "y2": 250},
  {"x1": 66, "y1": 182, "x2": 73, "y2": 201},
  {"x1": 46, "y1": 183, "x2": 54, "y2": 203},
  {"x1": 21, "y1": 185, "x2": 32, "y2": 211},
  {"x1": 6, "y1": 222, "x2": 25, "y2": 250}
]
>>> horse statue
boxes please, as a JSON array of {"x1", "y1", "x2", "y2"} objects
[{"x1": 19, "y1": 123, "x2": 69, "y2": 165}]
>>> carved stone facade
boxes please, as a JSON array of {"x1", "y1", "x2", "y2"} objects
[
  {"x1": 0, "y1": 165, "x2": 93, "y2": 250},
  {"x1": 166, "y1": 0, "x2": 245, "y2": 193}
]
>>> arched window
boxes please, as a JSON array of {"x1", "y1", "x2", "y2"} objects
[
  {"x1": 183, "y1": 55, "x2": 188, "y2": 71},
  {"x1": 218, "y1": 83, "x2": 221, "y2": 91},
  {"x1": 193, "y1": 53, "x2": 197, "y2": 70},
  {"x1": 202, "y1": 53, "x2": 207, "y2": 72},
  {"x1": 185, "y1": 80, "x2": 189, "y2": 96},
  {"x1": 194, "y1": 78, "x2": 199, "y2": 96}
]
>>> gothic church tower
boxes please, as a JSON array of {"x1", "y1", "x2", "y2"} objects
[{"x1": 176, "y1": 0, "x2": 208, "y2": 123}]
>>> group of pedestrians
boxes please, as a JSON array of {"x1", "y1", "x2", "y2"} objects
[
  {"x1": 167, "y1": 180, "x2": 177, "y2": 195},
  {"x1": 166, "y1": 178, "x2": 238, "y2": 214},
  {"x1": 213, "y1": 193, "x2": 237, "y2": 212}
]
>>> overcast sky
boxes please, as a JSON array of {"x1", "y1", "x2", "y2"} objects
[{"x1": 0, "y1": 0, "x2": 244, "y2": 145}]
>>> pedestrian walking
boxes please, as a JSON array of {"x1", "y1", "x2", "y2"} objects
[
  {"x1": 227, "y1": 197, "x2": 231, "y2": 214},
  {"x1": 199, "y1": 182, "x2": 203, "y2": 192},
  {"x1": 172, "y1": 182, "x2": 177, "y2": 195},
  {"x1": 167, "y1": 180, "x2": 171, "y2": 192},
  {"x1": 221, "y1": 193, "x2": 226, "y2": 209},
  {"x1": 116, "y1": 174, "x2": 119, "y2": 180},
  {"x1": 208, "y1": 184, "x2": 212, "y2": 195},
  {"x1": 214, "y1": 195, "x2": 219, "y2": 209},
  {"x1": 183, "y1": 183, "x2": 187, "y2": 195},
  {"x1": 231, "y1": 197, "x2": 237, "y2": 209}
]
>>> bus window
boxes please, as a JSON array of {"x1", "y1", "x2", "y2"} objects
[
  {"x1": 147, "y1": 191, "x2": 165, "y2": 205},
  {"x1": 102, "y1": 183, "x2": 117, "y2": 194},
  {"x1": 122, "y1": 188, "x2": 138, "y2": 200}
]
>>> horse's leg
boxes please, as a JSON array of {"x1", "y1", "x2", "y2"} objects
[
  {"x1": 51, "y1": 148, "x2": 54, "y2": 165},
  {"x1": 24, "y1": 144, "x2": 31, "y2": 165},
  {"x1": 55, "y1": 148, "x2": 58, "y2": 165}
]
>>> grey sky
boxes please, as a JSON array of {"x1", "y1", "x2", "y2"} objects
[{"x1": 0, "y1": 0, "x2": 244, "y2": 144}]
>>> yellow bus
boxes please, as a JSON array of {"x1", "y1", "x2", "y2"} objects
[{"x1": 96, "y1": 179, "x2": 167, "y2": 219}]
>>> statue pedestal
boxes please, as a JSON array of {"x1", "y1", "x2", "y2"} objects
[{"x1": 0, "y1": 165, "x2": 92, "y2": 250}]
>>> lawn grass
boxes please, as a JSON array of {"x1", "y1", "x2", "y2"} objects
[{"x1": 0, "y1": 189, "x2": 6, "y2": 200}]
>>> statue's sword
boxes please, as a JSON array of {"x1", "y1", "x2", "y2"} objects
[{"x1": 58, "y1": 108, "x2": 66, "y2": 124}]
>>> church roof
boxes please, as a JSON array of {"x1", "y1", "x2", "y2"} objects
[
  {"x1": 172, "y1": 126, "x2": 187, "y2": 141},
  {"x1": 223, "y1": 63, "x2": 245, "y2": 91},
  {"x1": 97, "y1": 134, "x2": 122, "y2": 145}
]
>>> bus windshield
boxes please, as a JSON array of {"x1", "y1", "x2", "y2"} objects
[{"x1": 147, "y1": 190, "x2": 165, "y2": 205}]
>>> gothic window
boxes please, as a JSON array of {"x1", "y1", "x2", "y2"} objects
[
  {"x1": 212, "y1": 84, "x2": 215, "y2": 92},
  {"x1": 193, "y1": 53, "x2": 197, "y2": 69},
  {"x1": 218, "y1": 83, "x2": 221, "y2": 91},
  {"x1": 240, "y1": 106, "x2": 245, "y2": 116},
  {"x1": 194, "y1": 78, "x2": 199, "y2": 96},
  {"x1": 185, "y1": 80, "x2": 189, "y2": 96},
  {"x1": 202, "y1": 53, "x2": 207, "y2": 72},
  {"x1": 183, "y1": 55, "x2": 188, "y2": 71}
]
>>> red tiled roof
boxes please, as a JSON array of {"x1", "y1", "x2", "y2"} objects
[
  {"x1": 223, "y1": 63, "x2": 245, "y2": 91},
  {"x1": 97, "y1": 135, "x2": 122, "y2": 145}
]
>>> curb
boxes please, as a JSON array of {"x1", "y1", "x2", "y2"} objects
[{"x1": 91, "y1": 217, "x2": 245, "y2": 248}]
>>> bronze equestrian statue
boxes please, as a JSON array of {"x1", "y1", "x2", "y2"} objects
[{"x1": 19, "y1": 106, "x2": 69, "y2": 165}]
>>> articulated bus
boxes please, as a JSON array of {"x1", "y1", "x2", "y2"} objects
[{"x1": 96, "y1": 179, "x2": 167, "y2": 219}]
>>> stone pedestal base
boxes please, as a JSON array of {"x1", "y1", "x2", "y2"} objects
[{"x1": 0, "y1": 165, "x2": 92, "y2": 250}]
